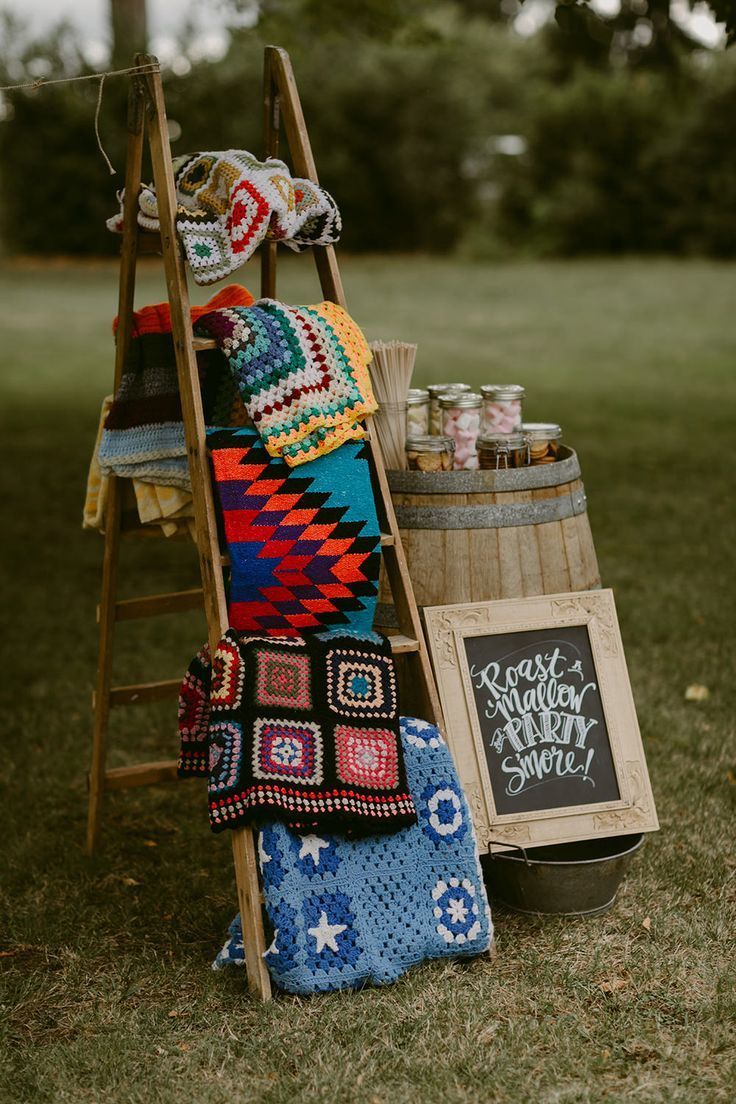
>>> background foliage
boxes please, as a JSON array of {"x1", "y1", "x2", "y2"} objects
[{"x1": 0, "y1": 0, "x2": 734, "y2": 256}]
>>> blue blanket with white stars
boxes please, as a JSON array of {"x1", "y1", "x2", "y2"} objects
[{"x1": 213, "y1": 716, "x2": 493, "y2": 993}]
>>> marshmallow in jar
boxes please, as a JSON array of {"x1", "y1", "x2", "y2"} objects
[
  {"x1": 406, "y1": 389, "x2": 430, "y2": 437},
  {"x1": 427, "y1": 382, "x2": 470, "y2": 435},
  {"x1": 440, "y1": 392, "x2": 483, "y2": 470},
  {"x1": 480, "y1": 384, "x2": 525, "y2": 435}
]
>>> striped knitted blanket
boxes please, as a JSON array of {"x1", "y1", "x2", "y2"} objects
[
  {"x1": 98, "y1": 285, "x2": 253, "y2": 488},
  {"x1": 195, "y1": 300, "x2": 377, "y2": 467},
  {"x1": 107, "y1": 150, "x2": 341, "y2": 286}
]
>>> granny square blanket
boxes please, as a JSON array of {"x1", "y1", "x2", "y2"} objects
[
  {"x1": 178, "y1": 629, "x2": 415, "y2": 835},
  {"x1": 207, "y1": 427, "x2": 380, "y2": 635},
  {"x1": 106, "y1": 151, "x2": 341, "y2": 286},
  {"x1": 213, "y1": 716, "x2": 493, "y2": 993},
  {"x1": 196, "y1": 299, "x2": 377, "y2": 466}
]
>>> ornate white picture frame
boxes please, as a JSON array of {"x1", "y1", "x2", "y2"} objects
[{"x1": 424, "y1": 590, "x2": 659, "y2": 852}]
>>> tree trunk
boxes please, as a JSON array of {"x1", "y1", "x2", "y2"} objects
[{"x1": 110, "y1": 0, "x2": 148, "y2": 69}]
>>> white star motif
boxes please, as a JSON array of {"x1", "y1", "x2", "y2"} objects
[
  {"x1": 298, "y1": 834, "x2": 330, "y2": 866},
  {"x1": 447, "y1": 897, "x2": 469, "y2": 924},
  {"x1": 258, "y1": 834, "x2": 272, "y2": 869},
  {"x1": 308, "y1": 910, "x2": 347, "y2": 953}
]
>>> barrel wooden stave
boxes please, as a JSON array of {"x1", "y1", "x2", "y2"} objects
[{"x1": 378, "y1": 450, "x2": 600, "y2": 618}]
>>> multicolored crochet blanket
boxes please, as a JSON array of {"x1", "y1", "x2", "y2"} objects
[
  {"x1": 196, "y1": 299, "x2": 376, "y2": 466},
  {"x1": 213, "y1": 716, "x2": 493, "y2": 993},
  {"x1": 106, "y1": 151, "x2": 341, "y2": 286},
  {"x1": 207, "y1": 427, "x2": 380, "y2": 635},
  {"x1": 178, "y1": 629, "x2": 415, "y2": 835},
  {"x1": 98, "y1": 285, "x2": 253, "y2": 488}
]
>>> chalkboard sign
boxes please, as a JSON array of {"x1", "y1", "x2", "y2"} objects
[
  {"x1": 463, "y1": 625, "x2": 620, "y2": 817},
  {"x1": 425, "y1": 591, "x2": 659, "y2": 851}
]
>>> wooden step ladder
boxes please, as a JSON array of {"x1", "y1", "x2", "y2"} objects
[{"x1": 86, "y1": 46, "x2": 443, "y2": 1002}]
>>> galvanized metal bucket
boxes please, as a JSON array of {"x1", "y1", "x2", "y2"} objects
[{"x1": 483, "y1": 834, "x2": 645, "y2": 917}]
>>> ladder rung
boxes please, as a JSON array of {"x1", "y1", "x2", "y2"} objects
[
  {"x1": 136, "y1": 231, "x2": 163, "y2": 254},
  {"x1": 192, "y1": 336, "x2": 218, "y2": 352},
  {"x1": 103, "y1": 760, "x2": 178, "y2": 790},
  {"x1": 109, "y1": 679, "x2": 182, "y2": 707},
  {"x1": 105, "y1": 588, "x2": 204, "y2": 623},
  {"x1": 388, "y1": 634, "x2": 419, "y2": 654}
]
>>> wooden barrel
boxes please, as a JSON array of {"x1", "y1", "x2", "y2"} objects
[{"x1": 378, "y1": 447, "x2": 600, "y2": 622}]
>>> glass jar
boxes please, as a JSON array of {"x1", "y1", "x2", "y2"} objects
[
  {"x1": 440, "y1": 392, "x2": 482, "y2": 470},
  {"x1": 523, "y1": 422, "x2": 562, "y2": 465},
  {"x1": 427, "y1": 382, "x2": 471, "y2": 435},
  {"x1": 480, "y1": 384, "x2": 525, "y2": 434},
  {"x1": 405, "y1": 435, "x2": 455, "y2": 472},
  {"x1": 477, "y1": 432, "x2": 529, "y2": 470},
  {"x1": 406, "y1": 388, "x2": 430, "y2": 437}
]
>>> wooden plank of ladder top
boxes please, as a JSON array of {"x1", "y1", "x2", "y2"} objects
[
  {"x1": 86, "y1": 75, "x2": 147, "y2": 856},
  {"x1": 139, "y1": 56, "x2": 271, "y2": 1001},
  {"x1": 261, "y1": 46, "x2": 279, "y2": 299},
  {"x1": 266, "y1": 46, "x2": 346, "y2": 309}
]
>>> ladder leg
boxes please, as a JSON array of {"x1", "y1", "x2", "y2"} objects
[
  {"x1": 232, "y1": 830, "x2": 272, "y2": 1000},
  {"x1": 262, "y1": 46, "x2": 443, "y2": 731},
  {"x1": 86, "y1": 475, "x2": 123, "y2": 853},
  {"x1": 87, "y1": 77, "x2": 146, "y2": 853},
  {"x1": 140, "y1": 57, "x2": 271, "y2": 999}
]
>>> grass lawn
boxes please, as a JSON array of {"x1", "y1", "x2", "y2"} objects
[{"x1": 0, "y1": 255, "x2": 734, "y2": 1103}]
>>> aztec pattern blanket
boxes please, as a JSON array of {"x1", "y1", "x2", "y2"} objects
[
  {"x1": 98, "y1": 285, "x2": 253, "y2": 488},
  {"x1": 207, "y1": 427, "x2": 380, "y2": 635},
  {"x1": 196, "y1": 299, "x2": 377, "y2": 466},
  {"x1": 178, "y1": 629, "x2": 416, "y2": 835},
  {"x1": 106, "y1": 151, "x2": 341, "y2": 286},
  {"x1": 213, "y1": 716, "x2": 493, "y2": 993}
]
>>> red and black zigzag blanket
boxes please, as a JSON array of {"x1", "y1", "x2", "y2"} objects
[{"x1": 206, "y1": 427, "x2": 381, "y2": 636}]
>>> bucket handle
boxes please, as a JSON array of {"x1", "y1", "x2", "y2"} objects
[{"x1": 487, "y1": 839, "x2": 532, "y2": 866}]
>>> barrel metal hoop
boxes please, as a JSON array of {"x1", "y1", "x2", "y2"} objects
[
  {"x1": 388, "y1": 448, "x2": 581, "y2": 494},
  {"x1": 394, "y1": 487, "x2": 588, "y2": 530}
]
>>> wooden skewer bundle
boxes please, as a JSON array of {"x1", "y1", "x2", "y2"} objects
[{"x1": 369, "y1": 340, "x2": 417, "y2": 471}]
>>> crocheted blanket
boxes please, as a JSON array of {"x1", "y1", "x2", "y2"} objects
[
  {"x1": 196, "y1": 299, "x2": 376, "y2": 466},
  {"x1": 98, "y1": 285, "x2": 253, "y2": 488},
  {"x1": 213, "y1": 716, "x2": 493, "y2": 993},
  {"x1": 207, "y1": 427, "x2": 380, "y2": 635},
  {"x1": 178, "y1": 629, "x2": 416, "y2": 835},
  {"x1": 106, "y1": 151, "x2": 341, "y2": 286}
]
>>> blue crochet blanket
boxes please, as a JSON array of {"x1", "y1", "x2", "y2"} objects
[{"x1": 214, "y1": 716, "x2": 493, "y2": 993}]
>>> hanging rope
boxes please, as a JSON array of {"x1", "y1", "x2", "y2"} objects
[
  {"x1": 0, "y1": 62, "x2": 162, "y2": 177},
  {"x1": 0, "y1": 62, "x2": 160, "y2": 95},
  {"x1": 94, "y1": 75, "x2": 115, "y2": 175}
]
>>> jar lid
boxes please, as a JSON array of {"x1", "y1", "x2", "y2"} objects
[
  {"x1": 407, "y1": 388, "x2": 429, "y2": 405},
  {"x1": 439, "y1": 391, "x2": 482, "y2": 408},
  {"x1": 480, "y1": 384, "x2": 526, "y2": 401},
  {"x1": 522, "y1": 422, "x2": 562, "y2": 440},
  {"x1": 405, "y1": 435, "x2": 456, "y2": 452},
  {"x1": 478, "y1": 433, "x2": 527, "y2": 448},
  {"x1": 426, "y1": 382, "x2": 471, "y2": 399}
]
